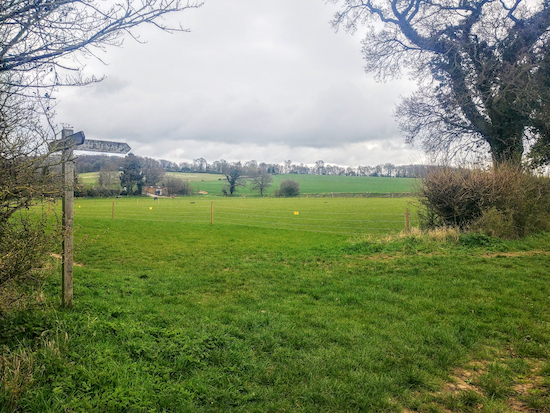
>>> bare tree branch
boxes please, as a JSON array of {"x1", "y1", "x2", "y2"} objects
[
  {"x1": 331, "y1": 0, "x2": 550, "y2": 165},
  {"x1": 0, "y1": 0, "x2": 203, "y2": 87}
]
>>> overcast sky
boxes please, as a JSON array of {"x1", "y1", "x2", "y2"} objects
[{"x1": 55, "y1": 0, "x2": 424, "y2": 168}]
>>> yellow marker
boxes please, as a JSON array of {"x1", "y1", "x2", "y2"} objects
[
  {"x1": 294, "y1": 211, "x2": 299, "y2": 215},
  {"x1": 150, "y1": 207, "x2": 153, "y2": 210},
  {"x1": 78, "y1": 206, "x2": 81, "y2": 208}
]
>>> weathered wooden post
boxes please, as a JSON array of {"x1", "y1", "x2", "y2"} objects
[
  {"x1": 50, "y1": 128, "x2": 130, "y2": 307},
  {"x1": 61, "y1": 128, "x2": 78, "y2": 307},
  {"x1": 405, "y1": 208, "x2": 410, "y2": 233}
]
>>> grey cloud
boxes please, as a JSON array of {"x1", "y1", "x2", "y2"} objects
[
  {"x1": 90, "y1": 76, "x2": 131, "y2": 95},
  {"x1": 55, "y1": 0, "x2": 419, "y2": 166}
]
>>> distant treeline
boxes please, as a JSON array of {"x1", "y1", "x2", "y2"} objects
[{"x1": 76, "y1": 155, "x2": 431, "y2": 178}]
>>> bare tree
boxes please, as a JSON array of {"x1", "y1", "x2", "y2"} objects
[
  {"x1": 332, "y1": 0, "x2": 550, "y2": 165},
  {"x1": 0, "y1": 81, "x2": 62, "y2": 295},
  {"x1": 97, "y1": 168, "x2": 119, "y2": 194},
  {"x1": 245, "y1": 159, "x2": 258, "y2": 169},
  {"x1": 383, "y1": 163, "x2": 396, "y2": 177},
  {"x1": 314, "y1": 160, "x2": 325, "y2": 175},
  {"x1": 0, "y1": 0, "x2": 203, "y2": 88},
  {"x1": 164, "y1": 176, "x2": 192, "y2": 195},
  {"x1": 0, "y1": 82, "x2": 59, "y2": 222},
  {"x1": 284, "y1": 160, "x2": 292, "y2": 174},
  {"x1": 222, "y1": 162, "x2": 246, "y2": 196},
  {"x1": 193, "y1": 157, "x2": 208, "y2": 172},
  {"x1": 251, "y1": 169, "x2": 273, "y2": 196},
  {"x1": 142, "y1": 157, "x2": 166, "y2": 185}
]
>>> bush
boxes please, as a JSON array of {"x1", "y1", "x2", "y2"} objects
[
  {"x1": 163, "y1": 176, "x2": 193, "y2": 196},
  {"x1": 0, "y1": 208, "x2": 60, "y2": 314},
  {"x1": 418, "y1": 165, "x2": 550, "y2": 238},
  {"x1": 276, "y1": 179, "x2": 300, "y2": 197}
]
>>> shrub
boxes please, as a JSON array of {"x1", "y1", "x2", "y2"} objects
[
  {"x1": 418, "y1": 165, "x2": 550, "y2": 238},
  {"x1": 164, "y1": 176, "x2": 193, "y2": 196},
  {"x1": 0, "y1": 208, "x2": 60, "y2": 314},
  {"x1": 469, "y1": 208, "x2": 518, "y2": 239},
  {"x1": 276, "y1": 179, "x2": 300, "y2": 197}
]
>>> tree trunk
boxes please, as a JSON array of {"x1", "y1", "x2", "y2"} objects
[
  {"x1": 487, "y1": 109, "x2": 525, "y2": 166},
  {"x1": 489, "y1": 135, "x2": 524, "y2": 166}
]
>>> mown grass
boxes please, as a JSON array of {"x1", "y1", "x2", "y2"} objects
[
  {"x1": 75, "y1": 196, "x2": 416, "y2": 234},
  {"x1": 1, "y1": 197, "x2": 550, "y2": 412}
]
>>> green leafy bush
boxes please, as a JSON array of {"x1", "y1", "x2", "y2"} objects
[
  {"x1": 418, "y1": 165, "x2": 550, "y2": 238},
  {"x1": 276, "y1": 179, "x2": 300, "y2": 197}
]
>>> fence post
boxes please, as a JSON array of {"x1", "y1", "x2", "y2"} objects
[
  {"x1": 112, "y1": 201, "x2": 115, "y2": 219},
  {"x1": 211, "y1": 202, "x2": 214, "y2": 225},
  {"x1": 405, "y1": 208, "x2": 410, "y2": 233}
]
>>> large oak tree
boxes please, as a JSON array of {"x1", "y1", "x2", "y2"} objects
[{"x1": 331, "y1": 0, "x2": 550, "y2": 165}]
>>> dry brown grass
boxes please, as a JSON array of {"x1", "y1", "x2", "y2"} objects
[
  {"x1": 0, "y1": 348, "x2": 35, "y2": 411},
  {"x1": 390, "y1": 227, "x2": 461, "y2": 242},
  {"x1": 405, "y1": 355, "x2": 550, "y2": 413}
]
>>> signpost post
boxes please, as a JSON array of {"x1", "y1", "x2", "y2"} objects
[
  {"x1": 61, "y1": 128, "x2": 75, "y2": 308},
  {"x1": 52, "y1": 127, "x2": 131, "y2": 307}
]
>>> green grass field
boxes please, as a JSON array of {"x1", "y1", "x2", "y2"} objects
[
  {"x1": 166, "y1": 172, "x2": 222, "y2": 182},
  {"x1": 79, "y1": 172, "x2": 122, "y2": 189},
  {"x1": 177, "y1": 173, "x2": 417, "y2": 196},
  {"x1": 75, "y1": 196, "x2": 416, "y2": 234},
  {"x1": 79, "y1": 172, "x2": 102, "y2": 184},
  {"x1": 2, "y1": 196, "x2": 550, "y2": 412},
  {"x1": 79, "y1": 172, "x2": 418, "y2": 196}
]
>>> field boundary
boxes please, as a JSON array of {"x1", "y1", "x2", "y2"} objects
[
  {"x1": 74, "y1": 198, "x2": 417, "y2": 235},
  {"x1": 300, "y1": 192, "x2": 415, "y2": 198},
  {"x1": 214, "y1": 205, "x2": 411, "y2": 234}
]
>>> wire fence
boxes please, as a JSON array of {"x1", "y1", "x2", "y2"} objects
[
  {"x1": 213, "y1": 205, "x2": 410, "y2": 234},
  {"x1": 74, "y1": 199, "x2": 416, "y2": 235}
]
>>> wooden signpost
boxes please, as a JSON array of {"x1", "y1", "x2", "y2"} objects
[
  {"x1": 51, "y1": 127, "x2": 131, "y2": 307},
  {"x1": 79, "y1": 139, "x2": 131, "y2": 154}
]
